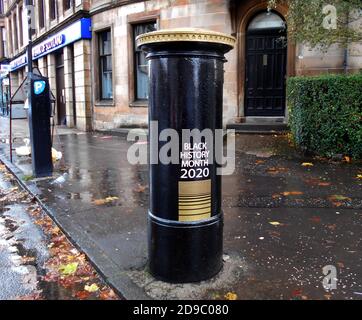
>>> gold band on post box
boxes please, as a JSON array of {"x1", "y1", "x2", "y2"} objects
[
  {"x1": 178, "y1": 179, "x2": 212, "y2": 222},
  {"x1": 136, "y1": 28, "x2": 236, "y2": 49}
]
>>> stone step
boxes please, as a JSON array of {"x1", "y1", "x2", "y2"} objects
[{"x1": 226, "y1": 123, "x2": 289, "y2": 134}]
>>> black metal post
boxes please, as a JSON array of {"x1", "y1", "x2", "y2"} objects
[
  {"x1": 1, "y1": 80, "x2": 4, "y2": 115},
  {"x1": 137, "y1": 29, "x2": 235, "y2": 283},
  {"x1": 26, "y1": 0, "x2": 33, "y2": 77},
  {"x1": 26, "y1": 1, "x2": 52, "y2": 177},
  {"x1": 8, "y1": 75, "x2": 12, "y2": 163}
]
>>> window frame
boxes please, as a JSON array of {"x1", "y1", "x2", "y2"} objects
[
  {"x1": 19, "y1": 6, "x2": 23, "y2": 47},
  {"x1": 38, "y1": 0, "x2": 45, "y2": 29},
  {"x1": 50, "y1": 0, "x2": 57, "y2": 21},
  {"x1": 13, "y1": 12, "x2": 18, "y2": 51},
  {"x1": 127, "y1": 12, "x2": 159, "y2": 107},
  {"x1": 63, "y1": 0, "x2": 72, "y2": 12},
  {"x1": 8, "y1": 18, "x2": 13, "y2": 55},
  {"x1": 98, "y1": 28, "x2": 113, "y2": 101}
]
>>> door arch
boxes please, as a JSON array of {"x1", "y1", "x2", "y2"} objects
[
  {"x1": 245, "y1": 11, "x2": 287, "y2": 116},
  {"x1": 235, "y1": 1, "x2": 296, "y2": 119}
]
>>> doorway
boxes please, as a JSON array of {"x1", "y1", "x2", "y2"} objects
[
  {"x1": 55, "y1": 51, "x2": 66, "y2": 125},
  {"x1": 245, "y1": 11, "x2": 287, "y2": 117}
]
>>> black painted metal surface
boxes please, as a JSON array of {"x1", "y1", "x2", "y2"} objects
[
  {"x1": 140, "y1": 39, "x2": 233, "y2": 282},
  {"x1": 28, "y1": 74, "x2": 53, "y2": 177}
]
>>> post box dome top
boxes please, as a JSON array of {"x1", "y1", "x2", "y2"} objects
[{"x1": 136, "y1": 28, "x2": 236, "y2": 50}]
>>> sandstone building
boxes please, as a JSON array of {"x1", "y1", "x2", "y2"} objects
[{"x1": 1, "y1": 0, "x2": 361, "y2": 131}]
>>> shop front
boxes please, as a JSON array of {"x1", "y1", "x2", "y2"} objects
[{"x1": 7, "y1": 18, "x2": 92, "y2": 130}]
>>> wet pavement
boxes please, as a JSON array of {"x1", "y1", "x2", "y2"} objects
[
  {"x1": 0, "y1": 166, "x2": 119, "y2": 300},
  {"x1": 0, "y1": 204, "x2": 48, "y2": 299},
  {"x1": 0, "y1": 129, "x2": 361, "y2": 300}
]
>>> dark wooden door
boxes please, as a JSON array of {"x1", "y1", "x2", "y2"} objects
[
  {"x1": 55, "y1": 52, "x2": 66, "y2": 125},
  {"x1": 245, "y1": 29, "x2": 287, "y2": 116}
]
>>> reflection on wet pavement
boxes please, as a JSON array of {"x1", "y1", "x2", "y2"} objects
[{"x1": 2, "y1": 132, "x2": 361, "y2": 299}]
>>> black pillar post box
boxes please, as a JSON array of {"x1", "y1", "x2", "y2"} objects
[
  {"x1": 28, "y1": 74, "x2": 53, "y2": 177},
  {"x1": 137, "y1": 29, "x2": 235, "y2": 283}
]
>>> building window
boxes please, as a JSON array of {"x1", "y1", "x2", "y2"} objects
[
  {"x1": 98, "y1": 30, "x2": 112, "y2": 100},
  {"x1": 19, "y1": 6, "x2": 23, "y2": 46},
  {"x1": 13, "y1": 13, "x2": 18, "y2": 51},
  {"x1": 38, "y1": 0, "x2": 45, "y2": 29},
  {"x1": 0, "y1": 1, "x2": 3, "y2": 14},
  {"x1": 50, "y1": 0, "x2": 57, "y2": 20},
  {"x1": 8, "y1": 19, "x2": 12, "y2": 55},
  {"x1": 63, "y1": 0, "x2": 71, "y2": 11},
  {"x1": 1, "y1": 28, "x2": 7, "y2": 57},
  {"x1": 133, "y1": 22, "x2": 156, "y2": 101}
]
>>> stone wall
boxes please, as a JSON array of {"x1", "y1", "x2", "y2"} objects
[{"x1": 91, "y1": 0, "x2": 238, "y2": 130}]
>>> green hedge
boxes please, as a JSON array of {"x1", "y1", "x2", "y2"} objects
[{"x1": 287, "y1": 74, "x2": 362, "y2": 158}]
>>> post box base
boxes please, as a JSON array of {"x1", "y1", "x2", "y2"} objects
[{"x1": 148, "y1": 212, "x2": 223, "y2": 283}]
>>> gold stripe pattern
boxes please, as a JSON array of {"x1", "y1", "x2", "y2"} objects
[
  {"x1": 178, "y1": 179, "x2": 211, "y2": 222},
  {"x1": 136, "y1": 28, "x2": 236, "y2": 49}
]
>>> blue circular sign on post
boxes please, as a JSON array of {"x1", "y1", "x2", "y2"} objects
[{"x1": 34, "y1": 80, "x2": 46, "y2": 95}]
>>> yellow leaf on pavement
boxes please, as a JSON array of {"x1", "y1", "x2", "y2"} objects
[
  {"x1": 59, "y1": 262, "x2": 78, "y2": 276},
  {"x1": 224, "y1": 292, "x2": 238, "y2": 300},
  {"x1": 301, "y1": 162, "x2": 313, "y2": 167},
  {"x1": 93, "y1": 196, "x2": 119, "y2": 205},
  {"x1": 356, "y1": 174, "x2": 362, "y2": 180},
  {"x1": 85, "y1": 283, "x2": 99, "y2": 293},
  {"x1": 269, "y1": 221, "x2": 281, "y2": 226},
  {"x1": 282, "y1": 191, "x2": 303, "y2": 196}
]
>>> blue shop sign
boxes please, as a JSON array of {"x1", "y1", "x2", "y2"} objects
[
  {"x1": 10, "y1": 18, "x2": 92, "y2": 71},
  {"x1": 10, "y1": 54, "x2": 27, "y2": 71},
  {"x1": 33, "y1": 34, "x2": 66, "y2": 59}
]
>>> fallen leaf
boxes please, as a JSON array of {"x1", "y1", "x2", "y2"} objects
[
  {"x1": 331, "y1": 201, "x2": 343, "y2": 207},
  {"x1": 303, "y1": 178, "x2": 331, "y2": 187},
  {"x1": 59, "y1": 262, "x2": 78, "y2": 276},
  {"x1": 75, "y1": 290, "x2": 91, "y2": 300},
  {"x1": 343, "y1": 156, "x2": 351, "y2": 163},
  {"x1": 99, "y1": 289, "x2": 118, "y2": 300},
  {"x1": 49, "y1": 226, "x2": 61, "y2": 235},
  {"x1": 16, "y1": 292, "x2": 43, "y2": 300},
  {"x1": 267, "y1": 167, "x2": 288, "y2": 174},
  {"x1": 328, "y1": 195, "x2": 351, "y2": 202},
  {"x1": 255, "y1": 160, "x2": 265, "y2": 165},
  {"x1": 337, "y1": 262, "x2": 345, "y2": 268},
  {"x1": 84, "y1": 283, "x2": 99, "y2": 293},
  {"x1": 282, "y1": 191, "x2": 303, "y2": 196},
  {"x1": 134, "y1": 185, "x2": 147, "y2": 193},
  {"x1": 356, "y1": 174, "x2": 362, "y2": 180},
  {"x1": 267, "y1": 230, "x2": 281, "y2": 239},
  {"x1": 224, "y1": 292, "x2": 238, "y2": 300},
  {"x1": 317, "y1": 182, "x2": 331, "y2": 186},
  {"x1": 269, "y1": 221, "x2": 282, "y2": 226},
  {"x1": 292, "y1": 288, "x2": 302, "y2": 297},
  {"x1": 327, "y1": 224, "x2": 337, "y2": 231},
  {"x1": 301, "y1": 162, "x2": 313, "y2": 167},
  {"x1": 21, "y1": 256, "x2": 36, "y2": 264},
  {"x1": 93, "y1": 196, "x2": 119, "y2": 205}
]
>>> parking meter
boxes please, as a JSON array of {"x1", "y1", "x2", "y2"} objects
[{"x1": 28, "y1": 74, "x2": 53, "y2": 177}]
